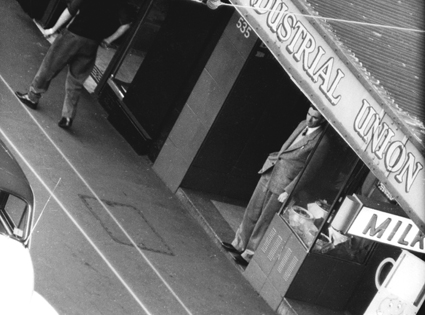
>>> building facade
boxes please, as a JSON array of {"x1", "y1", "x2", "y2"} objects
[{"x1": 28, "y1": 0, "x2": 425, "y2": 314}]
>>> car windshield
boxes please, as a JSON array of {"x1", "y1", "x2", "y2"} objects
[{"x1": 0, "y1": 191, "x2": 30, "y2": 242}]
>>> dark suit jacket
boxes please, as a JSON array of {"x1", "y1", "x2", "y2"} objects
[{"x1": 258, "y1": 121, "x2": 325, "y2": 195}]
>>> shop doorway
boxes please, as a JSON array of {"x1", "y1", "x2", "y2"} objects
[
  {"x1": 181, "y1": 41, "x2": 310, "y2": 203},
  {"x1": 96, "y1": 0, "x2": 233, "y2": 155}
]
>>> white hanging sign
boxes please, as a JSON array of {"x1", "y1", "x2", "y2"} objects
[{"x1": 348, "y1": 207, "x2": 425, "y2": 254}]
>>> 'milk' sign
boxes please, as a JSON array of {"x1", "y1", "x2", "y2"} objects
[{"x1": 349, "y1": 207, "x2": 425, "y2": 253}]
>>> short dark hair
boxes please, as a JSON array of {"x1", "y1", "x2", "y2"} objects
[{"x1": 309, "y1": 106, "x2": 327, "y2": 125}]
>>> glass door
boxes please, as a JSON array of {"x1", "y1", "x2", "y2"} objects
[{"x1": 95, "y1": 0, "x2": 170, "y2": 98}]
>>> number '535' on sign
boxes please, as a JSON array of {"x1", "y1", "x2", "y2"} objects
[{"x1": 236, "y1": 17, "x2": 252, "y2": 38}]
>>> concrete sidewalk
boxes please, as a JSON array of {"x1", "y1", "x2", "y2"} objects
[{"x1": 2, "y1": 1, "x2": 281, "y2": 314}]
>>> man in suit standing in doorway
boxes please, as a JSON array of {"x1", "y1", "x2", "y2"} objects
[{"x1": 222, "y1": 105, "x2": 327, "y2": 266}]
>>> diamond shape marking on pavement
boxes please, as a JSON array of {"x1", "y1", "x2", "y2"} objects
[{"x1": 79, "y1": 194, "x2": 174, "y2": 256}]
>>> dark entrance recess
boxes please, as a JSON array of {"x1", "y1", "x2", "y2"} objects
[
  {"x1": 100, "y1": 0, "x2": 233, "y2": 156},
  {"x1": 181, "y1": 41, "x2": 310, "y2": 202},
  {"x1": 16, "y1": 0, "x2": 52, "y2": 20}
]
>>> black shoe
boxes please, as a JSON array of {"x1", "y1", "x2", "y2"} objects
[
  {"x1": 15, "y1": 91, "x2": 38, "y2": 110},
  {"x1": 58, "y1": 117, "x2": 72, "y2": 129},
  {"x1": 221, "y1": 242, "x2": 241, "y2": 254},
  {"x1": 232, "y1": 254, "x2": 249, "y2": 267}
]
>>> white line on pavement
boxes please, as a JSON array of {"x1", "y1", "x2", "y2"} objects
[{"x1": 0, "y1": 126, "x2": 155, "y2": 315}]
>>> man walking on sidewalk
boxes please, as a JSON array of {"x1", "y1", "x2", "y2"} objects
[
  {"x1": 15, "y1": 0, "x2": 133, "y2": 129},
  {"x1": 221, "y1": 106, "x2": 327, "y2": 267}
]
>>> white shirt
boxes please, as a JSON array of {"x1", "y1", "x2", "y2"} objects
[
  {"x1": 289, "y1": 125, "x2": 321, "y2": 148},
  {"x1": 304, "y1": 125, "x2": 321, "y2": 136}
]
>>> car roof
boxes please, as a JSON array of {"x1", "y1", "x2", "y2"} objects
[{"x1": 0, "y1": 140, "x2": 33, "y2": 206}]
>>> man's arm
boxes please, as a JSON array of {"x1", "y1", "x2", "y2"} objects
[
  {"x1": 43, "y1": 0, "x2": 83, "y2": 37},
  {"x1": 101, "y1": 24, "x2": 131, "y2": 47},
  {"x1": 43, "y1": 8, "x2": 73, "y2": 37},
  {"x1": 278, "y1": 191, "x2": 289, "y2": 203},
  {"x1": 278, "y1": 130, "x2": 330, "y2": 203}
]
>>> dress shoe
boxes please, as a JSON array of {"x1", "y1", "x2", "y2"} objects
[
  {"x1": 221, "y1": 242, "x2": 241, "y2": 254},
  {"x1": 58, "y1": 117, "x2": 73, "y2": 129},
  {"x1": 232, "y1": 254, "x2": 249, "y2": 267},
  {"x1": 15, "y1": 91, "x2": 38, "y2": 110}
]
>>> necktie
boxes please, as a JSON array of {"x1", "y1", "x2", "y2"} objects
[{"x1": 289, "y1": 128, "x2": 308, "y2": 148}]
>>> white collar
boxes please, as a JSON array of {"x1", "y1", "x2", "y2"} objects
[{"x1": 305, "y1": 125, "x2": 321, "y2": 135}]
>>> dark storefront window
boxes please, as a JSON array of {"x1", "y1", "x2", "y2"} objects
[
  {"x1": 96, "y1": 0, "x2": 232, "y2": 156},
  {"x1": 280, "y1": 124, "x2": 404, "y2": 264},
  {"x1": 102, "y1": 0, "x2": 170, "y2": 99}
]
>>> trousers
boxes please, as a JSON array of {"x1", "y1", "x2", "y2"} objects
[
  {"x1": 28, "y1": 29, "x2": 98, "y2": 119},
  {"x1": 231, "y1": 172, "x2": 282, "y2": 262}
]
